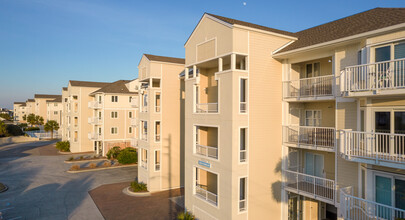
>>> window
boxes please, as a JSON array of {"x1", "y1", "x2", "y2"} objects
[
  {"x1": 141, "y1": 148, "x2": 148, "y2": 169},
  {"x1": 129, "y1": 96, "x2": 132, "y2": 102},
  {"x1": 305, "y1": 62, "x2": 320, "y2": 78},
  {"x1": 240, "y1": 128, "x2": 247, "y2": 163},
  {"x1": 129, "y1": 111, "x2": 132, "y2": 118},
  {"x1": 240, "y1": 79, "x2": 247, "y2": 113},
  {"x1": 54, "y1": 111, "x2": 58, "y2": 115},
  {"x1": 129, "y1": 127, "x2": 132, "y2": 133},
  {"x1": 111, "y1": 112, "x2": 118, "y2": 118},
  {"x1": 239, "y1": 177, "x2": 247, "y2": 212},
  {"x1": 155, "y1": 150, "x2": 160, "y2": 171},
  {"x1": 305, "y1": 110, "x2": 321, "y2": 126},
  {"x1": 54, "y1": 103, "x2": 58, "y2": 107},
  {"x1": 111, "y1": 96, "x2": 118, "y2": 102},
  {"x1": 73, "y1": 96, "x2": 78, "y2": 100},
  {"x1": 111, "y1": 127, "x2": 118, "y2": 134},
  {"x1": 155, "y1": 121, "x2": 161, "y2": 142},
  {"x1": 155, "y1": 92, "x2": 161, "y2": 112}
]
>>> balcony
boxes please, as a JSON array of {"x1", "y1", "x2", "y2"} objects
[
  {"x1": 339, "y1": 187, "x2": 405, "y2": 220},
  {"x1": 195, "y1": 103, "x2": 218, "y2": 113},
  {"x1": 141, "y1": 132, "x2": 147, "y2": 141},
  {"x1": 343, "y1": 58, "x2": 405, "y2": 96},
  {"x1": 283, "y1": 125, "x2": 336, "y2": 152},
  {"x1": 88, "y1": 132, "x2": 102, "y2": 140},
  {"x1": 195, "y1": 185, "x2": 218, "y2": 206},
  {"x1": 283, "y1": 75, "x2": 334, "y2": 100},
  {"x1": 340, "y1": 130, "x2": 405, "y2": 169},
  {"x1": 88, "y1": 117, "x2": 102, "y2": 125},
  {"x1": 196, "y1": 144, "x2": 218, "y2": 159},
  {"x1": 195, "y1": 167, "x2": 218, "y2": 206},
  {"x1": 130, "y1": 138, "x2": 137, "y2": 147},
  {"x1": 88, "y1": 101, "x2": 102, "y2": 109},
  {"x1": 141, "y1": 160, "x2": 147, "y2": 169},
  {"x1": 283, "y1": 169, "x2": 335, "y2": 204},
  {"x1": 140, "y1": 105, "x2": 148, "y2": 113},
  {"x1": 130, "y1": 118, "x2": 137, "y2": 127}
]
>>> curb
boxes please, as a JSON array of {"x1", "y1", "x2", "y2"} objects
[
  {"x1": 58, "y1": 151, "x2": 72, "y2": 155},
  {"x1": 67, "y1": 164, "x2": 137, "y2": 173},
  {"x1": 64, "y1": 158, "x2": 108, "y2": 164},
  {"x1": 123, "y1": 186, "x2": 151, "y2": 197}
]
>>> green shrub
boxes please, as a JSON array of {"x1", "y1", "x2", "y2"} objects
[
  {"x1": 117, "y1": 147, "x2": 137, "y2": 164},
  {"x1": 130, "y1": 180, "x2": 148, "y2": 192},
  {"x1": 18, "y1": 123, "x2": 28, "y2": 130},
  {"x1": 106, "y1": 146, "x2": 121, "y2": 159},
  {"x1": 6, "y1": 124, "x2": 24, "y2": 136},
  {"x1": 68, "y1": 156, "x2": 74, "y2": 161},
  {"x1": 56, "y1": 141, "x2": 70, "y2": 152},
  {"x1": 177, "y1": 211, "x2": 195, "y2": 220},
  {"x1": 25, "y1": 127, "x2": 40, "y2": 131}
]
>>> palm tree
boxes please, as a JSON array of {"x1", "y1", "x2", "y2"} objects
[
  {"x1": 0, "y1": 121, "x2": 7, "y2": 137},
  {"x1": 44, "y1": 120, "x2": 59, "y2": 139},
  {"x1": 26, "y1": 114, "x2": 36, "y2": 126}
]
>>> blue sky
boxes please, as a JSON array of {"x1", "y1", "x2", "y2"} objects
[{"x1": 0, "y1": 0, "x2": 404, "y2": 109}]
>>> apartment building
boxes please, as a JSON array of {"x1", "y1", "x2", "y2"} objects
[
  {"x1": 63, "y1": 80, "x2": 110, "y2": 153},
  {"x1": 13, "y1": 102, "x2": 26, "y2": 122},
  {"x1": 181, "y1": 8, "x2": 405, "y2": 220},
  {"x1": 34, "y1": 94, "x2": 61, "y2": 121},
  {"x1": 46, "y1": 96, "x2": 62, "y2": 126},
  {"x1": 137, "y1": 54, "x2": 185, "y2": 192},
  {"x1": 61, "y1": 87, "x2": 68, "y2": 140},
  {"x1": 276, "y1": 8, "x2": 405, "y2": 220},
  {"x1": 25, "y1": 99, "x2": 35, "y2": 116},
  {"x1": 88, "y1": 79, "x2": 139, "y2": 156},
  {"x1": 181, "y1": 13, "x2": 296, "y2": 220}
]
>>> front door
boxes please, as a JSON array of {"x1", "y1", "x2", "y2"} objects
[
  {"x1": 376, "y1": 175, "x2": 392, "y2": 218},
  {"x1": 305, "y1": 152, "x2": 324, "y2": 178}
]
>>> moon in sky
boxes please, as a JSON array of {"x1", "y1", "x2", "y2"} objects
[{"x1": 243, "y1": 2, "x2": 247, "y2": 6}]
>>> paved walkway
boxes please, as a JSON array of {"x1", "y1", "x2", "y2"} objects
[
  {"x1": 0, "y1": 141, "x2": 137, "y2": 220},
  {"x1": 90, "y1": 183, "x2": 184, "y2": 220}
]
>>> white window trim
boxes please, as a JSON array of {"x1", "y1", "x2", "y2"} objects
[
  {"x1": 193, "y1": 124, "x2": 220, "y2": 161},
  {"x1": 111, "y1": 127, "x2": 118, "y2": 135},
  {"x1": 111, "y1": 111, "x2": 118, "y2": 119},
  {"x1": 304, "y1": 110, "x2": 322, "y2": 127},
  {"x1": 193, "y1": 166, "x2": 220, "y2": 209},
  {"x1": 239, "y1": 127, "x2": 248, "y2": 164},
  {"x1": 154, "y1": 149, "x2": 161, "y2": 172},
  {"x1": 238, "y1": 176, "x2": 248, "y2": 214},
  {"x1": 239, "y1": 77, "x2": 248, "y2": 114},
  {"x1": 154, "y1": 120, "x2": 161, "y2": 143}
]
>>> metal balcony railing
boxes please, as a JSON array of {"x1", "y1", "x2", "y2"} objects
[
  {"x1": 343, "y1": 58, "x2": 405, "y2": 93},
  {"x1": 283, "y1": 125, "x2": 336, "y2": 151},
  {"x1": 196, "y1": 103, "x2": 218, "y2": 113},
  {"x1": 88, "y1": 101, "x2": 102, "y2": 109},
  {"x1": 195, "y1": 184, "x2": 218, "y2": 206},
  {"x1": 196, "y1": 144, "x2": 218, "y2": 159},
  {"x1": 283, "y1": 75, "x2": 334, "y2": 99}
]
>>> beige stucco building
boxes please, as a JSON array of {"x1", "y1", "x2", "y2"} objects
[
  {"x1": 13, "y1": 102, "x2": 27, "y2": 122},
  {"x1": 137, "y1": 54, "x2": 185, "y2": 192},
  {"x1": 34, "y1": 94, "x2": 61, "y2": 122},
  {"x1": 62, "y1": 80, "x2": 110, "y2": 153},
  {"x1": 182, "y1": 8, "x2": 405, "y2": 220},
  {"x1": 88, "y1": 79, "x2": 139, "y2": 155},
  {"x1": 46, "y1": 96, "x2": 62, "y2": 127}
]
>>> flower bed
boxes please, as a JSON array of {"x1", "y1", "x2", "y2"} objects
[
  {"x1": 65, "y1": 155, "x2": 107, "y2": 163},
  {"x1": 67, "y1": 160, "x2": 137, "y2": 173}
]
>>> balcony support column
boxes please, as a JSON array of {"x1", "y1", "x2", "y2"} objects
[
  {"x1": 218, "y1": 58, "x2": 223, "y2": 72},
  {"x1": 231, "y1": 53, "x2": 236, "y2": 70},
  {"x1": 185, "y1": 67, "x2": 189, "y2": 80},
  {"x1": 193, "y1": 65, "x2": 197, "y2": 78}
]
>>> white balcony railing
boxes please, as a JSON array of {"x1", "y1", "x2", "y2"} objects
[
  {"x1": 141, "y1": 160, "x2": 147, "y2": 169},
  {"x1": 195, "y1": 184, "x2": 218, "y2": 206},
  {"x1": 130, "y1": 118, "x2": 137, "y2": 127},
  {"x1": 88, "y1": 132, "x2": 102, "y2": 140},
  {"x1": 340, "y1": 187, "x2": 405, "y2": 220},
  {"x1": 130, "y1": 138, "x2": 138, "y2": 147},
  {"x1": 239, "y1": 200, "x2": 246, "y2": 212},
  {"x1": 196, "y1": 103, "x2": 218, "y2": 113},
  {"x1": 343, "y1": 58, "x2": 405, "y2": 93},
  {"x1": 88, "y1": 117, "x2": 102, "y2": 125},
  {"x1": 240, "y1": 102, "x2": 247, "y2": 113},
  {"x1": 155, "y1": 163, "x2": 160, "y2": 171},
  {"x1": 88, "y1": 101, "x2": 102, "y2": 109},
  {"x1": 283, "y1": 125, "x2": 336, "y2": 151},
  {"x1": 283, "y1": 75, "x2": 334, "y2": 99},
  {"x1": 240, "y1": 150, "x2": 247, "y2": 163},
  {"x1": 340, "y1": 130, "x2": 405, "y2": 166},
  {"x1": 141, "y1": 105, "x2": 148, "y2": 113},
  {"x1": 283, "y1": 169, "x2": 335, "y2": 204},
  {"x1": 196, "y1": 144, "x2": 218, "y2": 159},
  {"x1": 141, "y1": 133, "x2": 147, "y2": 141},
  {"x1": 155, "y1": 105, "x2": 161, "y2": 113},
  {"x1": 130, "y1": 99, "x2": 138, "y2": 108}
]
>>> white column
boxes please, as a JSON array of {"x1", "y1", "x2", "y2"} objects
[
  {"x1": 231, "y1": 53, "x2": 236, "y2": 70},
  {"x1": 218, "y1": 58, "x2": 223, "y2": 72},
  {"x1": 185, "y1": 67, "x2": 189, "y2": 80},
  {"x1": 193, "y1": 65, "x2": 197, "y2": 78}
]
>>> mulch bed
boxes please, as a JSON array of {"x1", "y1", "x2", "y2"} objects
[{"x1": 89, "y1": 182, "x2": 184, "y2": 220}]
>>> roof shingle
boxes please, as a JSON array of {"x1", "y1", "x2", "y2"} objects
[
  {"x1": 69, "y1": 80, "x2": 111, "y2": 88},
  {"x1": 91, "y1": 80, "x2": 137, "y2": 95},
  {"x1": 144, "y1": 54, "x2": 185, "y2": 64}
]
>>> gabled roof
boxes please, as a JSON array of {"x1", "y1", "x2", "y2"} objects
[
  {"x1": 34, "y1": 94, "x2": 61, "y2": 99},
  {"x1": 69, "y1": 80, "x2": 111, "y2": 88},
  {"x1": 14, "y1": 102, "x2": 25, "y2": 105},
  {"x1": 26, "y1": 99, "x2": 35, "y2": 102},
  {"x1": 144, "y1": 54, "x2": 185, "y2": 65},
  {"x1": 46, "y1": 96, "x2": 62, "y2": 103},
  {"x1": 206, "y1": 13, "x2": 296, "y2": 38},
  {"x1": 62, "y1": 87, "x2": 67, "y2": 91},
  {"x1": 91, "y1": 80, "x2": 138, "y2": 95},
  {"x1": 276, "y1": 8, "x2": 405, "y2": 54}
]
